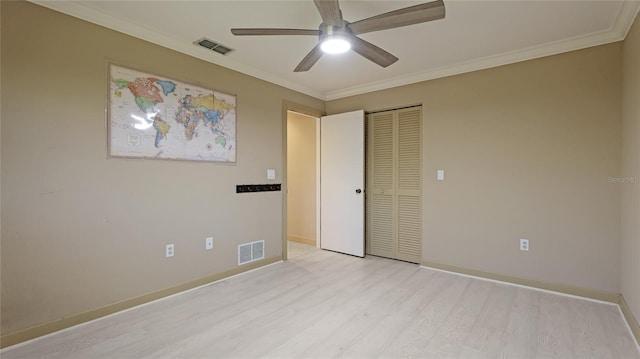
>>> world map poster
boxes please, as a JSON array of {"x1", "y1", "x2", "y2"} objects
[{"x1": 109, "y1": 64, "x2": 237, "y2": 162}]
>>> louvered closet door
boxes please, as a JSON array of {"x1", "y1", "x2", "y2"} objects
[
  {"x1": 396, "y1": 108, "x2": 422, "y2": 263},
  {"x1": 368, "y1": 111, "x2": 395, "y2": 259},
  {"x1": 367, "y1": 107, "x2": 422, "y2": 263}
]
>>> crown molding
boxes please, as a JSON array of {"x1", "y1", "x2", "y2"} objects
[
  {"x1": 614, "y1": 0, "x2": 640, "y2": 38},
  {"x1": 326, "y1": 0, "x2": 640, "y2": 101},
  {"x1": 28, "y1": 0, "x2": 327, "y2": 100},
  {"x1": 29, "y1": 0, "x2": 640, "y2": 102}
]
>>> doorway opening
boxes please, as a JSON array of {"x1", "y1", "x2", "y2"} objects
[
  {"x1": 283, "y1": 107, "x2": 365, "y2": 260},
  {"x1": 283, "y1": 105, "x2": 421, "y2": 263},
  {"x1": 286, "y1": 110, "x2": 320, "y2": 259}
]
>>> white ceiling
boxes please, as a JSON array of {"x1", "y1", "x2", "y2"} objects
[{"x1": 31, "y1": 0, "x2": 640, "y2": 100}]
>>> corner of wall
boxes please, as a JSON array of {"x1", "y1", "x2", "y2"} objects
[
  {"x1": 621, "y1": 5, "x2": 640, "y2": 342},
  {"x1": 421, "y1": 260, "x2": 620, "y2": 304},
  {"x1": 620, "y1": 294, "x2": 640, "y2": 347}
]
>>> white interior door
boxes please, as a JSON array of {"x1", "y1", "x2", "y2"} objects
[{"x1": 320, "y1": 110, "x2": 365, "y2": 257}]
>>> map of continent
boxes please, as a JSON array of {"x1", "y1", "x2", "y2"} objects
[
  {"x1": 109, "y1": 65, "x2": 236, "y2": 162},
  {"x1": 176, "y1": 94, "x2": 235, "y2": 147}
]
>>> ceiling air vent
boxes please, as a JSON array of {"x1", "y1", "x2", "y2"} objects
[{"x1": 194, "y1": 37, "x2": 234, "y2": 55}]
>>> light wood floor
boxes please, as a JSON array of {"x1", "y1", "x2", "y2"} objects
[
  {"x1": 287, "y1": 240, "x2": 319, "y2": 259},
  {"x1": 3, "y1": 248, "x2": 639, "y2": 358}
]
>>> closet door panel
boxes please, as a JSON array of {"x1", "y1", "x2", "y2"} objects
[
  {"x1": 397, "y1": 195, "x2": 421, "y2": 262},
  {"x1": 397, "y1": 108, "x2": 422, "y2": 194},
  {"x1": 368, "y1": 112, "x2": 395, "y2": 258},
  {"x1": 396, "y1": 108, "x2": 422, "y2": 263},
  {"x1": 367, "y1": 107, "x2": 422, "y2": 263}
]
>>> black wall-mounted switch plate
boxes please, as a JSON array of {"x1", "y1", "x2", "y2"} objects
[{"x1": 236, "y1": 184, "x2": 282, "y2": 193}]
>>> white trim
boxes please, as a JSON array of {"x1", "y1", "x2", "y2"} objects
[
  {"x1": 420, "y1": 264, "x2": 640, "y2": 354},
  {"x1": 617, "y1": 305, "x2": 640, "y2": 353},
  {"x1": 420, "y1": 264, "x2": 616, "y2": 306},
  {"x1": 613, "y1": 0, "x2": 640, "y2": 40},
  {"x1": 325, "y1": 26, "x2": 628, "y2": 100},
  {"x1": 1, "y1": 260, "x2": 283, "y2": 353},
  {"x1": 27, "y1": 0, "x2": 326, "y2": 100},
  {"x1": 27, "y1": 0, "x2": 640, "y2": 101},
  {"x1": 421, "y1": 264, "x2": 640, "y2": 353}
]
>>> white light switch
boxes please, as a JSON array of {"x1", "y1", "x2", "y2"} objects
[
  {"x1": 267, "y1": 169, "x2": 276, "y2": 180},
  {"x1": 437, "y1": 170, "x2": 445, "y2": 181}
]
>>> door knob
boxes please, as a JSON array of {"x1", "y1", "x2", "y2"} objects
[{"x1": 355, "y1": 188, "x2": 362, "y2": 194}]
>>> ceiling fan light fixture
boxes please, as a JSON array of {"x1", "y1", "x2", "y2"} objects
[
  {"x1": 231, "y1": 0, "x2": 446, "y2": 71},
  {"x1": 320, "y1": 35, "x2": 351, "y2": 54}
]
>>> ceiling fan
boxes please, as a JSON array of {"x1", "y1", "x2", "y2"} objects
[{"x1": 231, "y1": 0, "x2": 445, "y2": 72}]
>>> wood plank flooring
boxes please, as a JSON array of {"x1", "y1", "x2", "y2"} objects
[{"x1": 3, "y1": 245, "x2": 639, "y2": 358}]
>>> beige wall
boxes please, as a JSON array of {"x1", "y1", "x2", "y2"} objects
[
  {"x1": 327, "y1": 43, "x2": 622, "y2": 294},
  {"x1": 0, "y1": 1, "x2": 323, "y2": 335},
  {"x1": 621, "y1": 13, "x2": 640, "y2": 324},
  {"x1": 0, "y1": 0, "x2": 3, "y2": 330},
  {"x1": 1, "y1": 0, "x2": 636, "y2": 344},
  {"x1": 286, "y1": 112, "x2": 317, "y2": 243}
]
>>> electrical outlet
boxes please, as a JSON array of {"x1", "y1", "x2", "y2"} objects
[
  {"x1": 165, "y1": 244, "x2": 175, "y2": 258},
  {"x1": 206, "y1": 237, "x2": 214, "y2": 250},
  {"x1": 520, "y1": 238, "x2": 529, "y2": 252}
]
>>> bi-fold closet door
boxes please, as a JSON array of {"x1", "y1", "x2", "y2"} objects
[{"x1": 367, "y1": 107, "x2": 422, "y2": 263}]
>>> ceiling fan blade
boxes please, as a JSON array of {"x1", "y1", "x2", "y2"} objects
[
  {"x1": 347, "y1": 0, "x2": 445, "y2": 35},
  {"x1": 314, "y1": 0, "x2": 343, "y2": 26},
  {"x1": 231, "y1": 28, "x2": 321, "y2": 36},
  {"x1": 294, "y1": 44, "x2": 324, "y2": 72},
  {"x1": 350, "y1": 36, "x2": 398, "y2": 68}
]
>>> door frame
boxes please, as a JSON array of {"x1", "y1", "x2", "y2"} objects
[{"x1": 282, "y1": 102, "x2": 324, "y2": 261}]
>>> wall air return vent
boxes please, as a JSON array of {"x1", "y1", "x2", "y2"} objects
[
  {"x1": 194, "y1": 37, "x2": 234, "y2": 55},
  {"x1": 238, "y1": 240, "x2": 265, "y2": 265}
]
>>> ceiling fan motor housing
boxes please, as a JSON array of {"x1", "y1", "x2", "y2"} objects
[{"x1": 319, "y1": 22, "x2": 352, "y2": 40}]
